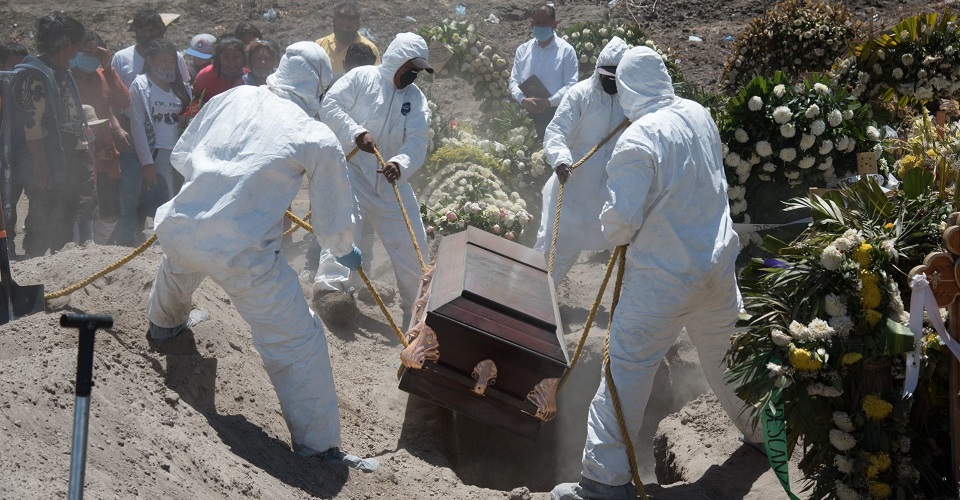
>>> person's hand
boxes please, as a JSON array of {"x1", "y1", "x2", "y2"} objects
[
  {"x1": 532, "y1": 97, "x2": 551, "y2": 113},
  {"x1": 336, "y1": 244, "x2": 362, "y2": 271},
  {"x1": 555, "y1": 163, "x2": 571, "y2": 184},
  {"x1": 143, "y1": 164, "x2": 157, "y2": 185},
  {"x1": 95, "y1": 46, "x2": 114, "y2": 69},
  {"x1": 521, "y1": 97, "x2": 539, "y2": 113},
  {"x1": 355, "y1": 131, "x2": 377, "y2": 154},
  {"x1": 378, "y1": 161, "x2": 401, "y2": 183},
  {"x1": 114, "y1": 128, "x2": 132, "y2": 151}
]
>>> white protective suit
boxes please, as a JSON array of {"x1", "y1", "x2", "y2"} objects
[
  {"x1": 147, "y1": 42, "x2": 358, "y2": 457},
  {"x1": 316, "y1": 33, "x2": 430, "y2": 318},
  {"x1": 580, "y1": 47, "x2": 758, "y2": 488},
  {"x1": 535, "y1": 37, "x2": 628, "y2": 283}
]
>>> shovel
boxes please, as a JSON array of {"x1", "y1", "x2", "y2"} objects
[{"x1": 0, "y1": 71, "x2": 44, "y2": 325}]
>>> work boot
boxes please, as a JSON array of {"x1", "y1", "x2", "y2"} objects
[
  {"x1": 550, "y1": 476, "x2": 637, "y2": 500},
  {"x1": 148, "y1": 322, "x2": 188, "y2": 343},
  {"x1": 315, "y1": 446, "x2": 379, "y2": 472}
]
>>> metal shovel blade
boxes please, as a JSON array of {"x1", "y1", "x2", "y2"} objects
[{"x1": 0, "y1": 278, "x2": 45, "y2": 325}]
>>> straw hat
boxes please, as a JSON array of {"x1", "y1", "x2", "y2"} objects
[{"x1": 82, "y1": 105, "x2": 108, "y2": 126}]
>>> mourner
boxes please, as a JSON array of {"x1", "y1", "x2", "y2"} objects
[{"x1": 316, "y1": 0, "x2": 381, "y2": 80}]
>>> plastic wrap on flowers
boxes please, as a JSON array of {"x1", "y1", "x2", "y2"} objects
[
  {"x1": 561, "y1": 21, "x2": 683, "y2": 83},
  {"x1": 419, "y1": 19, "x2": 511, "y2": 111}
]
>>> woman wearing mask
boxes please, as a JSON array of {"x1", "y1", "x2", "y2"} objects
[
  {"x1": 242, "y1": 38, "x2": 280, "y2": 86},
  {"x1": 127, "y1": 38, "x2": 191, "y2": 216},
  {"x1": 71, "y1": 30, "x2": 131, "y2": 244},
  {"x1": 192, "y1": 36, "x2": 247, "y2": 105}
]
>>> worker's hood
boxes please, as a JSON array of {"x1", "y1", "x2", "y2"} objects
[
  {"x1": 615, "y1": 46, "x2": 677, "y2": 121},
  {"x1": 267, "y1": 41, "x2": 333, "y2": 116},
  {"x1": 379, "y1": 32, "x2": 430, "y2": 87},
  {"x1": 595, "y1": 36, "x2": 628, "y2": 72}
]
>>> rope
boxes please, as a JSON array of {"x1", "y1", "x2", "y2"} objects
[
  {"x1": 283, "y1": 211, "x2": 311, "y2": 237},
  {"x1": 44, "y1": 234, "x2": 159, "y2": 301},
  {"x1": 284, "y1": 210, "x2": 408, "y2": 346},
  {"x1": 371, "y1": 146, "x2": 427, "y2": 274},
  {"x1": 548, "y1": 119, "x2": 631, "y2": 274}
]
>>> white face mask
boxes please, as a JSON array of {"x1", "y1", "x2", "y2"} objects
[{"x1": 151, "y1": 67, "x2": 176, "y2": 84}]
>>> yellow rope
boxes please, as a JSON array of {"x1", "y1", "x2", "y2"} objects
[
  {"x1": 44, "y1": 234, "x2": 159, "y2": 301},
  {"x1": 283, "y1": 211, "x2": 311, "y2": 237},
  {"x1": 284, "y1": 210, "x2": 408, "y2": 346},
  {"x1": 371, "y1": 146, "x2": 427, "y2": 274},
  {"x1": 548, "y1": 119, "x2": 630, "y2": 275}
]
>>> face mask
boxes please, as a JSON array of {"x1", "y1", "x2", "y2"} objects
[
  {"x1": 334, "y1": 29, "x2": 355, "y2": 42},
  {"x1": 533, "y1": 26, "x2": 554, "y2": 42},
  {"x1": 135, "y1": 33, "x2": 162, "y2": 46},
  {"x1": 398, "y1": 69, "x2": 419, "y2": 89},
  {"x1": 600, "y1": 75, "x2": 618, "y2": 95},
  {"x1": 69, "y1": 53, "x2": 101, "y2": 74},
  {"x1": 151, "y1": 67, "x2": 176, "y2": 84}
]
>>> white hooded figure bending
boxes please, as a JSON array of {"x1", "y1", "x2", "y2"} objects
[
  {"x1": 535, "y1": 37, "x2": 629, "y2": 284},
  {"x1": 315, "y1": 32, "x2": 433, "y2": 329},
  {"x1": 145, "y1": 42, "x2": 378, "y2": 472},
  {"x1": 551, "y1": 46, "x2": 761, "y2": 500}
]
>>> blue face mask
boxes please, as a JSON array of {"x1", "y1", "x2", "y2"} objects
[
  {"x1": 533, "y1": 26, "x2": 554, "y2": 42},
  {"x1": 69, "y1": 53, "x2": 101, "y2": 74}
]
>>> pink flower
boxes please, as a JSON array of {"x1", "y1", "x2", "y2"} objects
[
  {"x1": 426, "y1": 226, "x2": 434, "y2": 235},
  {"x1": 499, "y1": 208, "x2": 507, "y2": 221},
  {"x1": 492, "y1": 224, "x2": 501, "y2": 235},
  {"x1": 446, "y1": 211, "x2": 458, "y2": 222},
  {"x1": 450, "y1": 119, "x2": 459, "y2": 128},
  {"x1": 505, "y1": 232, "x2": 515, "y2": 241}
]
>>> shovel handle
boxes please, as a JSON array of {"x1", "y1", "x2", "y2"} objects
[{"x1": 61, "y1": 314, "x2": 113, "y2": 397}]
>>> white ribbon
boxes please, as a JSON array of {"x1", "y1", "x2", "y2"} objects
[{"x1": 904, "y1": 273, "x2": 960, "y2": 398}]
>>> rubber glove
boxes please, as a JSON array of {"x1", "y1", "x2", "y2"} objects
[{"x1": 336, "y1": 245, "x2": 362, "y2": 271}]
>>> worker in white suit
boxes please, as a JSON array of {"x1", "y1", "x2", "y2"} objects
[
  {"x1": 535, "y1": 37, "x2": 628, "y2": 283},
  {"x1": 315, "y1": 32, "x2": 432, "y2": 328},
  {"x1": 551, "y1": 46, "x2": 758, "y2": 500},
  {"x1": 145, "y1": 42, "x2": 377, "y2": 472}
]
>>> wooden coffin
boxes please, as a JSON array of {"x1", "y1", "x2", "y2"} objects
[{"x1": 398, "y1": 227, "x2": 568, "y2": 440}]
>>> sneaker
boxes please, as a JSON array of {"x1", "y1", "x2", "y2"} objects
[{"x1": 316, "y1": 447, "x2": 379, "y2": 473}]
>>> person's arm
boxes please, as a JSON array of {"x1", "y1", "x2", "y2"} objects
[
  {"x1": 303, "y1": 130, "x2": 358, "y2": 257},
  {"x1": 126, "y1": 79, "x2": 155, "y2": 169},
  {"x1": 387, "y1": 93, "x2": 429, "y2": 179},
  {"x1": 508, "y1": 44, "x2": 527, "y2": 104},
  {"x1": 102, "y1": 64, "x2": 131, "y2": 113},
  {"x1": 543, "y1": 89, "x2": 579, "y2": 169},
  {"x1": 320, "y1": 73, "x2": 367, "y2": 151},
  {"x1": 600, "y1": 131, "x2": 655, "y2": 247},
  {"x1": 548, "y1": 45, "x2": 580, "y2": 108}
]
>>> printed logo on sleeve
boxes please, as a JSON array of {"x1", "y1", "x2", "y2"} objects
[{"x1": 401, "y1": 102, "x2": 411, "y2": 116}]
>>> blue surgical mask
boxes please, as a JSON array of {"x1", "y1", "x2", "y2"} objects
[
  {"x1": 69, "y1": 53, "x2": 101, "y2": 74},
  {"x1": 533, "y1": 26, "x2": 554, "y2": 42}
]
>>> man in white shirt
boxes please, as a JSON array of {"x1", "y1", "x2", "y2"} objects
[{"x1": 508, "y1": 4, "x2": 578, "y2": 141}]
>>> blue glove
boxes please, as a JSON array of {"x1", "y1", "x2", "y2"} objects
[{"x1": 336, "y1": 245, "x2": 362, "y2": 271}]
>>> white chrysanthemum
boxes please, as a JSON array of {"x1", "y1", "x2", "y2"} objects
[
  {"x1": 735, "y1": 128, "x2": 749, "y2": 143},
  {"x1": 748, "y1": 95, "x2": 763, "y2": 111},
  {"x1": 727, "y1": 185, "x2": 745, "y2": 200},
  {"x1": 799, "y1": 134, "x2": 816, "y2": 151},
  {"x1": 773, "y1": 84, "x2": 786, "y2": 97},
  {"x1": 842, "y1": 109, "x2": 854, "y2": 120},
  {"x1": 836, "y1": 135, "x2": 850, "y2": 151},
  {"x1": 773, "y1": 105, "x2": 793, "y2": 124},
  {"x1": 898, "y1": 463, "x2": 920, "y2": 481},
  {"x1": 810, "y1": 120, "x2": 826, "y2": 136},
  {"x1": 762, "y1": 162, "x2": 777, "y2": 172},
  {"x1": 828, "y1": 109, "x2": 843, "y2": 127},
  {"x1": 901, "y1": 53, "x2": 914, "y2": 66},
  {"x1": 730, "y1": 200, "x2": 747, "y2": 215},
  {"x1": 756, "y1": 141, "x2": 773, "y2": 157},
  {"x1": 788, "y1": 320, "x2": 809, "y2": 340},
  {"x1": 735, "y1": 162, "x2": 751, "y2": 177},
  {"x1": 898, "y1": 436, "x2": 911, "y2": 453},
  {"x1": 834, "y1": 455, "x2": 854, "y2": 475},
  {"x1": 880, "y1": 239, "x2": 896, "y2": 259},
  {"x1": 892, "y1": 67, "x2": 903, "y2": 80},
  {"x1": 766, "y1": 362, "x2": 785, "y2": 376},
  {"x1": 784, "y1": 169, "x2": 800, "y2": 180},
  {"x1": 779, "y1": 148, "x2": 797, "y2": 162},
  {"x1": 833, "y1": 411, "x2": 855, "y2": 432},
  {"x1": 771, "y1": 329, "x2": 792, "y2": 347},
  {"x1": 810, "y1": 384, "x2": 843, "y2": 398},
  {"x1": 818, "y1": 139, "x2": 833, "y2": 155},
  {"x1": 821, "y1": 245, "x2": 843, "y2": 271},
  {"x1": 835, "y1": 481, "x2": 860, "y2": 500},
  {"x1": 808, "y1": 318, "x2": 835, "y2": 339},
  {"x1": 813, "y1": 82, "x2": 830, "y2": 95},
  {"x1": 805, "y1": 104, "x2": 821, "y2": 118},
  {"x1": 825, "y1": 293, "x2": 847, "y2": 317},
  {"x1": 842, "y1": 229, "x2": 863, "y2": 246},
  {"x1": 725, "y1": 152, "x2": 741, "y2": 167},
  {"x1": 780, "y1": 123, "x2": 796, "y2": 138},
  {"x1": 844, "y1": 137, "x2": 856, "y2": 153},
  {"x1": 829, "y1": 315, "x2": 854, "y2": 337},
  {"x1": 748, "y1": 154, "x2": 761, "y2": 165}
]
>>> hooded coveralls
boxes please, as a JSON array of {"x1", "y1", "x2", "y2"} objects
[
  {"x1": 535, "y1": 37, "x2": 628, "y2": 283},
  {"x1": 578, "y1": 47, "x2": 757, "y2": 490},
  {"x1": 146, "y1": 42, "x2": 358, "y2": 457},
  {"x1": 315, "y1": 33, "x2": 430, "y2": 318}
]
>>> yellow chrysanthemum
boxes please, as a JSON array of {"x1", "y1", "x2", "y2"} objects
[
  {"x1": 868, "y1": 481, "x2": 892, "y2": 500},
  {"x1": 861, "y1": 283, "x2": 882, "y2": 309},
  {"x1": 853, "y1": 242, "x2": 873, "y2": 267},
  {"x1": 789, "y1": 347, "x2": 822, "y2": 372},
  {"x1": 864, "y1": 309, "x2": 883, "y2": 327},
  {"x1": 842, "y1": 352, "x2": 863, "y2": 365},
  {"x1": 863, "y1": 394, "x2": 893, "y2": 421},
  {"x1": 866, "y1": 452, "x2": 892, "y2": 478},
  {"x1": 883, "y1": 222, "x2": 894, "y2": 230}
]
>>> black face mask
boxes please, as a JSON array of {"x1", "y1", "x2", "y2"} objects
[
  {"x1": 333, "y1": 29, "x2": 355, "y2": 42},
  {"x1": 398, "y1": 69, "x2": 419, "y2": 89},
  {"x1": 135, "y1": 33, "x2": 162, "y2": 47},
  {"x1": 600, "y1": 75, "x2": 618, "y2": 95}
]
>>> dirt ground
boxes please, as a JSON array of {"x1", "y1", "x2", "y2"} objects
[{"x1": 0, "y1": 0, "x2": 942, "y2": 499}]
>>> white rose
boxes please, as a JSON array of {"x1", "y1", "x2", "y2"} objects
[{"x1": 748, "y1": 96, "x2": 763, "y2": 111}]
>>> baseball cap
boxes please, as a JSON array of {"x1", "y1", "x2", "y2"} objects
[
  {"x1": 185, "y1": 34, "x2": 215, "y2": 59},
  {"x1": 409, "y1": 57, "x2": 434, "y2": 74}
]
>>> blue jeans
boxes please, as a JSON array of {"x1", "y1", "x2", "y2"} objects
[{"x1": 114, "y1": 149, "x2": 143, "y2": 246}]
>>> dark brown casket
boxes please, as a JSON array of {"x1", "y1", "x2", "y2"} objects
[{"x1": 398, "y1": 227, "x2": 569, "y2": 440}]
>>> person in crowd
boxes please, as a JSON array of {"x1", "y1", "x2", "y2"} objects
[
  {"x1": 146, "y1": 41, "x2": 378, "y2": 473},
  {"x1": 127, "y1": 38, "x2": 191, "y2": 220},
  {"x1": 233, "y1": 21, "x2": 262, "y2": 45},
  {"x1": 183, "y1": 33, "x2": 215, "y2": 84},
  {"x1": 316, "y1": 1, "x2": 380, "y2": 80},
  {"x1": 71, "y1": 30, "x2": 131, "y2": 244},
  {"x1": 0, "y1": 41, "x2": 29, "y2": 256},
  {"x1": 242, "y1": 38, "x2": 280, "y2": 87},
  {"x1": 14, "y1": 15, "x2": 96, "y2": 257},
  {"x1": 192, "y1": 36, "x2": 247, "y2": 105},
  {"x1": 534, "y1": 37, "x2": 627, "y2": 284},
  {"x1": 508, "y1": 4, "x2": 578, "y2": 141},
  {"x1": 111, "y1": 8, "x2": 190, "y2": 246},
  {"x1": 315, "y1": 32, "x2": 432, "y2": 329},
  {"x1": 343, "y1": 41, "x2": 377, "y2": 73},
  {"x1": 550, "y1": 47, "x2": 760, "y2": 500}
]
